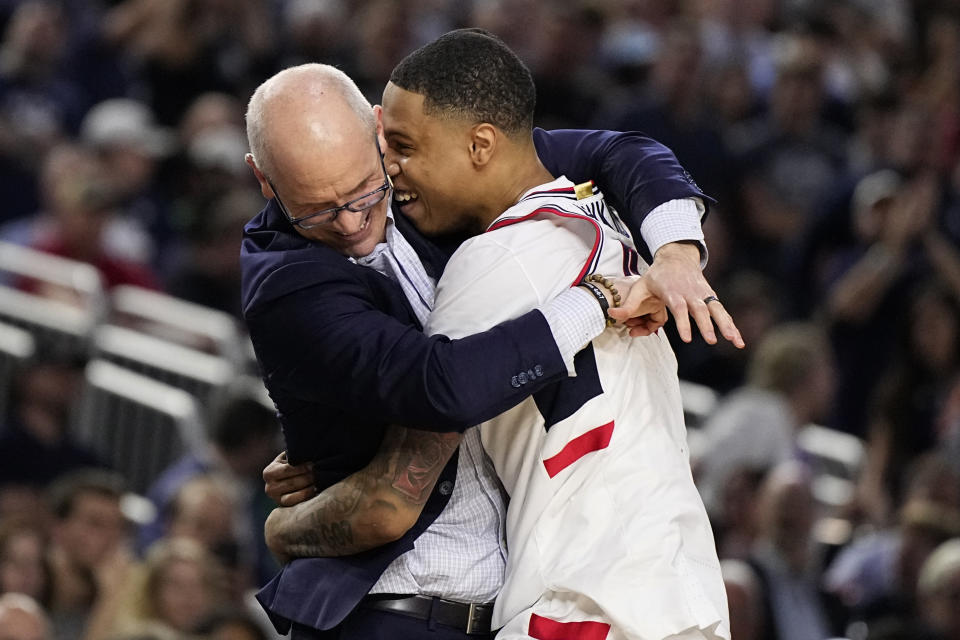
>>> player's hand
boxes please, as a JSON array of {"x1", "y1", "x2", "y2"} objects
[
  {"x1": 641, "y1": 242, "x2": 744, "y2": 348},
  {"x1": 607, "y1": 276, "x2": 668, "y2": 336},
  {"x1": 264, "y1": 451, "x2": 316, "y2": 507}
]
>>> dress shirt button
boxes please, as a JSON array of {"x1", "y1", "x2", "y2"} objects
[
  {"x1": 439, "y1": 481, "x2": 453, "y2": 496},
  {"x1": 518, "y1": 372, "x2": 528, "y2": 385},
  {"x1": 511, "y1": 375, "x2": 520, "y2": 388}
]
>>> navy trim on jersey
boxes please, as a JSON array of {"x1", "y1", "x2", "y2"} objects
[
  {"x1": 487, "y1": 205, "x2": 605, "y2": 286},
  {"x1": 533, "y1": 344, "x2": 604, "y2": 431}
]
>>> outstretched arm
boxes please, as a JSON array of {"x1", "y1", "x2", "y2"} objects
[
  {"x1": 534, "y1": 128, "x2": 743, "y2": 348},
  {"x1": 264, "y1": 427, "x2": 460, "y2": 562}
]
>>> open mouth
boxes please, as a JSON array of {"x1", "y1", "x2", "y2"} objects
[
  {"x1": 340, "y1": 210, "x2": 372, "y2": 237},
  {"x1": 393, "y1": 189, "x2": 419, "y2": 206}
]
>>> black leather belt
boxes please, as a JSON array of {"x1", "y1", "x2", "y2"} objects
[{"x1": 360, "y1": 594, "x2": 493, "y2": 635}]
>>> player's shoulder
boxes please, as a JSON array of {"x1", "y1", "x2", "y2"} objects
[{"x1": 486, "y1": 178, "x2": 602, "y2": 237}]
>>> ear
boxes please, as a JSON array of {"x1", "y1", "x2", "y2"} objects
[
  {"x1": 373, "y1": 104, "x2": 386, "y2": 149},
  {"x1": 468, "y1": 123, "x2": 497, "y2": 168},
  {"x1": 245, "y1": 153, "x2": 275, "y2": 199}
]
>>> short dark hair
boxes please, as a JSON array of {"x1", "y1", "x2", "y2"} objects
[
  {"x1": 389, "y1": 28, "x2": 535, "y2": 134},
  {"x1": 209, "y1": 394, "x2": 277, "y2": 452},
  {"x1": 47, "y1": 468, "x2": 126, "y2": 520}
]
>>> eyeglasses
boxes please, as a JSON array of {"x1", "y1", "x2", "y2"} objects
[{"x1": 269, "y1": 140, "x2": 392, "y2": 229}]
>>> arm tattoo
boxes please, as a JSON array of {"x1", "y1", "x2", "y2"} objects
[
  {"x1": 268, "y1": 425, "x2": 461, "y2": 558},
  {"x1": 391, "y1": 430, "x2": 460, "y2": 503},
  {"x1": 283, "y1": 521, "x2": 353, "y2": 559}
]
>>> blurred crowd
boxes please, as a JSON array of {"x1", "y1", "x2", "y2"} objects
[{"x1": 1, "y1": 0, "x2": 960, "y2": 639}]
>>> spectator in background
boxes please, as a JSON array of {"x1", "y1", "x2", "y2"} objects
[
  {"x1": 178, "y1": 92, "x2": 246, "y2": 148},
  {"x1": 166, "y1": 187, "x2": 258, "y2": 318},
  {"x1": 731, "y1": 30, "x2": 849, "y2": 276},
  {"x1": 0, "y1": 0, "x2": 85, "y2": 225},
  {"x1": 0, "y1": 518, "x2": 51, "y2": 606},
  {"x1": 45, "y1": 470, "x2": 130, "y2": 640},
  {"x1": 746, "y1": 461, "x2": 847, "y2": 640},
  {"x1": 816, "y1": 170, "x2": 957, "y2": 438},
  {"x1": 529, "y1": 3, "x2": 607, "y2": 130},
  {"x1": 827, "y1": 453, "x2": 960, "y2": 633},
  {"x1": 124, "y1": 537, "x2": 229, "y2": 638},
  {"x1": 197, "y1": 607, "x2": 269, "y2": 640},
  {"x1": 277, "y1": 0, "x2": 352, "y2": 72},
  {"x1": 600, "y1": 18, "x2": 735, "y2": 213},
  {"x1": 138, "y1": 391, "x2": 279, "y2": 584},
  {"x1": 164, "y1": 475, "x2": 250, "y2": 599},
  {"x1": 159, "y1": 122, "x2": 251, "y2": 278},
  {"x1": 709, "y1": 466, "x2": 768, "y2": 562},
  {"x1": 720, "y1": 558, "x2": 765, "y2": 640},
  {"x1": 860, "y1": 282, "x2": 960, "y2": 523},
  {"x1": 937, "y1": 374, "x2": 960, "y2": 474},
  {"x1": 0, "y1": 143, "x2": 161, "y2": 292},
  {"x1": 697, "y1": 322, "x2": 836, "y2": 513},
  {"x1": 0, "y1": 592, "x2": 51, "y2": 640},
  {"x1": 86, "y1": 537, "x2": 230, "y2": 640},
  {"x1": 917, "y1": 538, "x2": 960, "y2": 640},
  {"x1": 688, "y1": 0, "x2": 778, "y2": 95},
  {"x1": 79, "y1": 98, "x2": 176, "y2": 270},
  {"x1": 101, "y1": 0, "x2": 275, "y2": 126},
  {"x1": 0, "y1": 351, "x2": 102, "y2": 490},
  {"x1": 152, "y1": 91, "x2": 250, "y2": 278}
]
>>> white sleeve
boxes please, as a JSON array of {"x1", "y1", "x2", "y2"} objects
[
  {"x1": 639, "y1": 197, "x2": 708, "y2": 268},
  {"x1": 539, "y1": 287, "x2": 606, "y2": 375}
]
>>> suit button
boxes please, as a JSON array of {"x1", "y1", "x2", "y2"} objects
[
  {"x1": 439, "y1": 481, "x2": 453, "y2": 495},
  {"x1": 527, "y1": 369, "x2": 536, "y2": 380},
  {"x1": 534, "y1": 365, "x2": 543, "y2": 377},
  {"x1": 518, "y1": 372, "x2": 528, "y2": 384},
  {"x1": 511, "y1": 375, "x2": 520, "y2": 388}
]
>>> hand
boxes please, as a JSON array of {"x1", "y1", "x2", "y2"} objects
[
  {"x1": 93, "y1": 546, "x2": 134, "y2": 596},
  {"x1": 606, "y1": 276, "x2": 668, "y2": 336},
  {"x1": 882, "y1": 174, "x2": 938, "y2": 249},
  {"x1": 631, "y1": 242, "x2": 744, "y2": 348},
  {"x1": 264, "y1": 451, "x2": 316, "y2": 507}
]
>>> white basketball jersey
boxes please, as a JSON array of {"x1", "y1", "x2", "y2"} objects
[{"x1": 426, "y1": 176, "x2": 729, "y2": 640}]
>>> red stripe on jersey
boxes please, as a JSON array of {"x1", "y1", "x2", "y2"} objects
[
  {"x1": 487, "y1": 206, "x2": 602, "y2": 286},
  {"x1": 620, "y1": 240, "x2": 642, "y2": 276},
  {"x1": 521, "y1": 186, "x2": 576, "y2": 199},
  {"x1": 542, "y1": 420, "x2": 614, "y2": 478},
  {"x1": 528, "y1": 613, "x2": 611, "y2": 640}
]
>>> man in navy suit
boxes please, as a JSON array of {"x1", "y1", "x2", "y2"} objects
[{"x1": 241, "y1": 63, "x2": 741, "y2": 639}]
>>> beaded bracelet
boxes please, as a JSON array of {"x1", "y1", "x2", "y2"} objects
[{"x1": 580, "y1": 274, "x2": 622, "y2": 327}]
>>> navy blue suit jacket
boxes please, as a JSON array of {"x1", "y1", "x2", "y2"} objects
[{"x1": 243, "y1": 128, "x2": 706, "y2": 631}]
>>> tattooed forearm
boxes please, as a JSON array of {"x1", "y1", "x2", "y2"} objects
[
  {"x1": 283, "y1": 521, "x2": 353, "y2": 558},
  {"x1": 266, "y1": 425, "x2": 462, "y2": 560},
  {"x1": 391, "y1": 430, "x2": 460, "y2": 503}
]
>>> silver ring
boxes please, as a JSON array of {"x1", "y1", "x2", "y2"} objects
[{"x1": 703, "y1": 295, "x2": 720, "y2": 305}]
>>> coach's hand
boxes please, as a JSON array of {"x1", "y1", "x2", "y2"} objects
[
  {"x1": 625, "y1": 242, "x2": 744, "y2": 348},
  {"x1": 264, "y1": 451, "x2": 316, "y2": 506}
]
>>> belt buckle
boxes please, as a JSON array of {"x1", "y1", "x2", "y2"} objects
[{"x1": 465, "y1": 602, "x2": 480, "y2": 635}]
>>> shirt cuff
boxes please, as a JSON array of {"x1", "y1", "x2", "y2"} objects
[
  {"x1": 539, "y1": 287, "x2": 606, "y2": 376},
  {"x1": 640, "y1": 198, "x2": 709, "y2": 269}
]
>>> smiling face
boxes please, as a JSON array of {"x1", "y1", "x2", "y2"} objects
[
  {"x1": 246, "y1": 66, "x2": 391, "y2": 258},
  {"x1": 381, "y1": 82, "x2": 486, "y2": 237},
  {"x1": 268, "y1": 135, "x2": 389, "y2": 258}
]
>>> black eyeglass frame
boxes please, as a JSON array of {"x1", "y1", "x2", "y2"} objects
[{"x1": 268, "y1": 139, "x2": 392, "y2": 229}]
